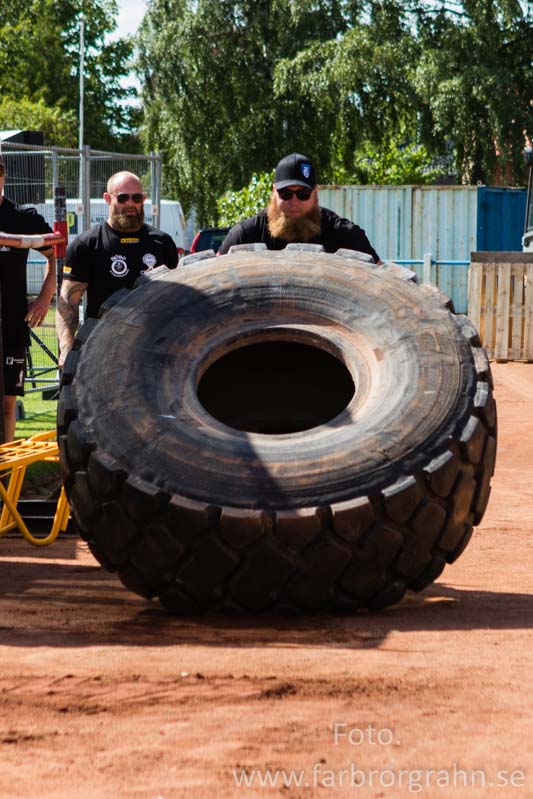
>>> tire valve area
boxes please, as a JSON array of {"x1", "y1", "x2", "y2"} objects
[{"x1": 197, "y1": 341, "x2": 355, "y2": 434}]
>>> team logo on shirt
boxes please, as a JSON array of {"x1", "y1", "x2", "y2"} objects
[
  {"x1": 0, "y1": 245, "x2": 11, "y2": 252},
  {"x1": 110, "y1": 254, "x2": 129, "y2": 277},
  {"x1": 141, "y1": 253, "x2": 157, "y2": 273},
  {"x1": 301, "y1": 162, "x2": 312, "y2": 179}
]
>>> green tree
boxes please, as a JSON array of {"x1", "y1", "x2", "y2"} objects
[
  {"x1": 413, "y1": 0, "x2": 533, "y2": 183},
  {"x1": 0, "y1": 0, "x2": 140, "y2": 151},
  {"x1": 0, "y1": 98, "x2": 77, "y2": 147},
  {"x1": 274, "y1": 2, "x2": 421, "y2": 182},
  {"x1": 275, "y1": 0, "x2": 533, "y2": 184},
  {"x1": 351, "y1": 140, "x2": 446, "y2": 184},
  {"x1": 137, "y1": 0, "x2": 532, "y2": 215},
  {"x1": 217, "y1": 171, "x2": 274, "y2": 226},
  {"x1": 137, "y1": 0, "x2": 348, "y2": 222}
]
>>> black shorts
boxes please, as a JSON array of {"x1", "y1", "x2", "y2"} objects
[{"x1": 3, "y1": 346, "x2": 26, "y2": 397}]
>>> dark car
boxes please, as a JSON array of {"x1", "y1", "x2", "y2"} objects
[{"x1": 189, "y1": 227, "x2": 230, "y2": 254}]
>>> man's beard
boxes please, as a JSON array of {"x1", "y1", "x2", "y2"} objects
[
  {"x1": 267, "y1": 196, "x2": 321, "y2": 242},
  {"x1": 110, "y1": 206, "x2": 144, "y2": 232}
]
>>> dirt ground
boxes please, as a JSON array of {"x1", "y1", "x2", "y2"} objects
[{"x1": 1, "y1": 362, "x2": 531, "y2": 799}]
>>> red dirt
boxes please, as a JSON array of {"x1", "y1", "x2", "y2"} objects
[{"x1": 1, "y1": 362, "x2": 531, "y2": 799}]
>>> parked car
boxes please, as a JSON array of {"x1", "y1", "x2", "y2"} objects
[{"x1": 189, "y1": 226, "x2": 230, "y2": 254}]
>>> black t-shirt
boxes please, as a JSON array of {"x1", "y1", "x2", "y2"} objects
[
  {"x1": 0, "y1": 197, "x2": 53, "y2": 347},
  {"x1": 219, "y1": 207, "x2": 380, "y2": 262},
  {"x1": 64, "y1": 221, "x2": 179, "y2": 317}
]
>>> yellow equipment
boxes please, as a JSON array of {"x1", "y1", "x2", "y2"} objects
[{"x1": 0, "y1": 431, "x2": 69, "y2": 546}]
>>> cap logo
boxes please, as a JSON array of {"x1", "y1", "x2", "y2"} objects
[{"x1": 301, "y1": 162, "x2": 312, "y2": 179}]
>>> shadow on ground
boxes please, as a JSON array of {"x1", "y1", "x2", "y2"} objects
[{"x1": 1, "y1": 538, "x2": 530, "y2": 651}]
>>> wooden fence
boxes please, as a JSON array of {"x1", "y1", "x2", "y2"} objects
[{"x1": 468, "y1": 252, "x2": 533, "y2": 362}]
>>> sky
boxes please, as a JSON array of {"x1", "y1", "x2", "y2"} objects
[
  {"x1": 114, "y1": 0, "x2": 148, "y2": 39},
  {"x1": 109, "y1": 0, "x2": 148, "y2": 93}
]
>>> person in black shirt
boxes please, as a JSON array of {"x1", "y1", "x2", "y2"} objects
[
  {"x1": 219, "y1": 153, "x2": 381, "y2": 263},
  {"x1": 0, "y1": 153, "x2": 57, "y2": 440},
  {"x1": 56, "y1": 171, "x2": 178, "y2": 367}
]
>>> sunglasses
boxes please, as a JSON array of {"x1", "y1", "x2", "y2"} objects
[
  {"x1": 112, "y1": 192, "x2": 144, "y2": 204},
  {"x1": 277, "y1": 187, "x2": 313, "y2": 201}
]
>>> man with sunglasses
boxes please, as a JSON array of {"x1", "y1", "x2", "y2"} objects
[
  {"x1": 219, "y1": 153, "x2": 381, "y2": 262},
  {"x1": 56, "y1": 171, "x2": 178, "y2": 367}
]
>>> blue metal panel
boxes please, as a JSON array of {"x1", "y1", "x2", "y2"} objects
[
  {"x1": 318, "y1": 185, "x2": 479, "y2": 261},
  {"x1": 476, "y1": 187, "x2": 527, "y2": 251},
  {"x1": 443, "y1": 263, "x2": 469, "y2": 313},
  {"x1": 317, "y1": 184, "x2": 526, "y2": 313},
  {"x1": 317, "y1": 185, "x2": 476, "y2": 312},
  {"x1": 437, "y1": 263, "x2": 457, "y2": 308}
]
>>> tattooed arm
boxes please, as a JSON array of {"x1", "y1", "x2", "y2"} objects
[{"x1": 56, "y1": 278, "x2": 88, "y2": 367}]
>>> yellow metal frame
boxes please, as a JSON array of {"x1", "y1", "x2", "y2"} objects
[{"x1": 0, "y1": 431, "x2": 69, "y2": 546}]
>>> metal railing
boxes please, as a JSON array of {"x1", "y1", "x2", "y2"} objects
[
  {"x1": 1, "y1": 141, "x2": 163, "y2": 236},
  {"x1": 391, "y1": 253, "x2": 470, "y2": 313}
]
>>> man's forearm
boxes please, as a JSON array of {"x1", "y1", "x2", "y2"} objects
[
  {"x1": 56, "y1": 295, "x2": 79, "y2": 363},
  {"x1": 56, "y1": 280, "x2": 87, "y2": 366},
  {"x1": 25, "y1": 250, "x2": 57, "y2": 327},
  {"x1": 40, "y1": 254, "x2": 57, "y2": 302}
]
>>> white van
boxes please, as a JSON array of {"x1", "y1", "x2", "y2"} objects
[{"x1": 26, "y1": 198, "x2": 188, "y2": 294}]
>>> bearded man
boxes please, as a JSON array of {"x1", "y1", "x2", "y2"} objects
[
  {"x1": 219, "y1": 153, "x2": 381, "y2": 262},
  {"x1": 56, "y1": 171, "x2": 178, "y2": 366}
]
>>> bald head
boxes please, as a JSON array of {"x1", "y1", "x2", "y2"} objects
[
  {"x1": 104, "y1": 171, "x2": 146, "y2": 232},
  {"x1": 106, "y1": 171, "x2": 143, "y2": 195}
]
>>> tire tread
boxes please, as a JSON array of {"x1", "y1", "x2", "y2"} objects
[{"x1": 58, "y1": 253, "x2": 496, "y2": 613}]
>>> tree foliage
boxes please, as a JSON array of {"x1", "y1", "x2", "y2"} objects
[
  {"x1": 0, "y1": 0, "x2": 140, "y2": 151},
  {"x1": 413, "y1": 0, "x2": 533, "y2": 182},
  {"x1": 138, "y1": 0, "x2": 532, "y2": 221},
  {"x1": 138, "y1": 0, "x2": 349, "y2": 222},
  {"x1": 217, "y1": 171, "x2": 274, "y2": 226},
  {"x1": 275, "y1": 0, "x2": 533, "y2": 185},
  {"x1": 0, "y1": 98, "x2": 77, "y2": 147},
  {"x1": 351, "y1": 140, "x2": 447, "y2": 185},
  {"x1": 273, "y1": 4, "x2": 421, "y2": 183}
]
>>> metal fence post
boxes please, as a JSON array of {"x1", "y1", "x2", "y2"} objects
[
  {"x1": 423, "y1": 253, "x2": 432, "y2": 285},
  {"x1": 79, "y1": 144, "x2": 91, "y2": 234},
  {"x1": 51, "y1": 150, "x2": 59, "y2": 193},
  {"x1": 156, "y1": 152, "x2": 162, "y2": 208},
  {"x1": 150, "y1": 151, "x2": 161, "y2": 226}
]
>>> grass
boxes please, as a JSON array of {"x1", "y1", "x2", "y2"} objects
[
  {"x1": 20, "y1": 459, "x2": 60, "y2": 498},
  {"x1": 16, "y1": 391, "x2": 58, "y2": 439},
  {"x1": 16, "y1": 305, "x2": 59, "y2": 440},
  {"x1": 14, "y1": 373, "x2": 60, "y2": 497},
  {"x1": 0, "y1": 308, "x2": 60, "y2": 495}
]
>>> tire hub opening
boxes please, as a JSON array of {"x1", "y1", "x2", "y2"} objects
[{"x1": 197, "y1": 341, "x2": 355, "y2": 434}]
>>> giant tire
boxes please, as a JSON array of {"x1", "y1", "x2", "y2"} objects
[{"x1": 58, "y1": 245, "x2": 497, "y2": 613}]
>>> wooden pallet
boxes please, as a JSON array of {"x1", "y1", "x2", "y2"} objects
[{"x1": 468, "y1": 252, "x2": 533, "y2": 361}]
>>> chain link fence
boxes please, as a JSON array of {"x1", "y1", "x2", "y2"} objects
[{"x1": 0, "y1": 139, "x2": 163, "y2": 401}]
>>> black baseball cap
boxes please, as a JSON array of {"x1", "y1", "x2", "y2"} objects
[{"x1": 274, "y1": 153, "x2": 317, "y2": 190}]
